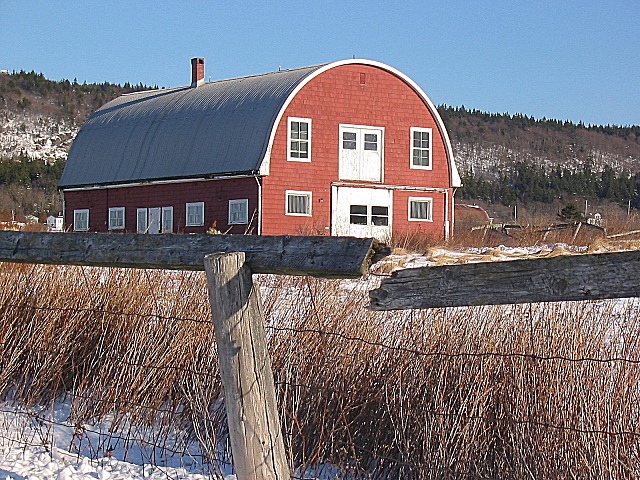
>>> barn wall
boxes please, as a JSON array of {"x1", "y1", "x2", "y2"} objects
[
  {"x1": 63, "y1": 177, "x2": 259, "y2": 234},
  {"x1": 261, "y1": 63, "x2": 454, "y2": 238}
]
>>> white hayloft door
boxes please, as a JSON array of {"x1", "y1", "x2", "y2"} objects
[{"x1": 339, "y1": 125, "x2": 384, "y2": 182}]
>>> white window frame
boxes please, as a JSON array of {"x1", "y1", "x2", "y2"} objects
[
  {"x1": 136, "y1": 208, "x2": 148, "y2": 233},
  {"x1": 161, "y1": 206, "x2": 173, "y2": 233},
  {"x1": 186, "y1": 202, "x2": 205, "y2": 227},
  {"x1": 408, "y1": 197, "x2": 433, "y2": 222},
  {"x1": 73, "y1": 209, "x2": 89, "y2": 231},
  {"x1": 108, "y1": 207, "x2": 125, "y2": 230},
  {"x1": 285, "y1": 190, "x2": 312, "y2": 217},
  {"x1": 228, "y1": 199, "x2": 249, "y2": 225},
  {"x1": 410, "y1": 127, "x2": 433, "y2": 170},
  {"x1": 287, "y1": 117, "x2": 312, "y2": 162}
]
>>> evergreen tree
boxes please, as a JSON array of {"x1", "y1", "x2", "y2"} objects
[{"x1": 558, "y1": 202, "x2": 584, "y2": 221}]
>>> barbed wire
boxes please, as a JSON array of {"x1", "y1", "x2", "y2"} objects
[
  {"x1": 0, "y1": 301, "x2": 212, "y2": 326},
  {"x1": 2, "y1": 302, "x2": 639, "y2": 366},
  {"x1": 0, "y1": 406, "x2": 221, "y2": 462},
  {"x1": 267, "y1": 325, "x2": 640, "y2": 365}
]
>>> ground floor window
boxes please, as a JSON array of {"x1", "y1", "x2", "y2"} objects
[
  {"x1": 136, "y1": 208, "x2": 148, "y2": 233},
  {"x1": 108, "y1": 207, "x2": 125, "y2": 230},
  {"x1": 349, "y1": 205, "x2": 367, "y2": 224},
  {"x1": 286, "y1": 191, "x2": 312, "y2": 216},
  {"x1": 162, "y1": 206, "x2": 173, "y2": 233},
  {"x1": 186, "y1": 202, "x2": 205, "y2": 226},
  {"x1": 137, "y1": 206, "x2": 173, "y2": 234},
  {"x1": 408, "y1": 197, "x2": 433, "y2": 221},
  {"x1": 228, "y1": 199, "x2": 249, "y2": 225},
  {"x1": 349, "y1": 205, "x2": 389, "y2": 226},
  {"x1": 73, "y1": 209, "x2": 89, "y2": 231}
]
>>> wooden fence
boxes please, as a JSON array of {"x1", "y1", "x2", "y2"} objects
[{"x1": 1, "y1": 230, "x2": 639, "y2": 480}]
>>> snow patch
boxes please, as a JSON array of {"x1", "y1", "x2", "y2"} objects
[{"x1": 0, "y1": 111, "x2": 76, "y2": 162}]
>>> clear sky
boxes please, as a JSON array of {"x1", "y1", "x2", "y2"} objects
[{"x1": 1, "y1": 0, "x2": 638, "y2": 126}]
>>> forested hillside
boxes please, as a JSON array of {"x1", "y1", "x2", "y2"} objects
[
  {"x1": 0, "y1": 70, "x2": 638, "y2": 222},
  {"x1": 440, "y1": 106, "x2": 640, "y2": 177},
  {"x1": 441, "y1": 106, "x2": 640, "y2": 220},
  {"x1": 0, "y1": 70, "x2": 153, "y2": 220}
]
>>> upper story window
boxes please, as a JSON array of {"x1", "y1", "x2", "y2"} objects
[
  {"x1": 342, "y1": 132, "x2": 357, "y2": 150},
  {"x1": 288, "y1": 117, "x2": 311, "y2": 162},
  {"x1": 229, "y1": 199, "x2": 249, "y2": 225},
  {"x1": 186, "y1": 202, "x2": 205, "y2": 226},
  {"x1": 411, "y1": 127, "x2": 432, "y2": 170},
  {"x1": 74, "y1": 209, "x2": 89, "y2": 231},
  {"x1": 339, "y1": 125, "x2": 384, "y2": 182},
  {"x1": 364, "y1": 133, "x2": 378, "y2": 151},
  {"x1": 108, "y1": 207, "x2": 125, "y2": 230},
  {"x1": 286, "y1": 190, "x2": 312, "y2": 216},
  {"x1": 408, "y1": 197, "x2": 433, "y2": 221}
]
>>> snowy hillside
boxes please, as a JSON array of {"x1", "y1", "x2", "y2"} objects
[
  {"x1": 0, "y1": 110, "x2": 77, "y2": 163},
  {"x1": 453, "y1": 141, "x2": 638, "y2": 179}
]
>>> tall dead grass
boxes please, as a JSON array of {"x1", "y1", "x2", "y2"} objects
[{"x1": 1, "y1": 263, "x2": 639, "y2": 478}]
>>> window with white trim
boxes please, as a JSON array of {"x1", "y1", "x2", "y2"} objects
[
  {"x1": 288, "y1": 117, "x2": 311, "y2": 162},
  {"x1": 408, "y1": 197, "x2": 433, "y2": 221},
  {"x1": 286, "y1": 191, "x2": 312, "y2": 216},
  {"x1": 186, "y1": 202, "x2": 205, "y2": 226},
  {"x1": 228, "y1": 199, "x2": 249, "y2": 225},
  {"x1": 411, "y1": 127, "x2": 432, "y2": 170},
  {"x1": 73, "y1": 209, "x2": 89, "y2": 231},
  {"x1": 137, "y1": 207, "x2": 173, "y2": 233},
  {"x1": 162, "y1": 207, "x2": 173, "y2": 233},
  {"x1": 108, "y1": 207, "x2": 125, "y2": 230},
  {"x1": 136, "y1": 208, "x2": 148, "y2": 233}
]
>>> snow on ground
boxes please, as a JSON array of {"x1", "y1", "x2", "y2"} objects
[
  {"x1": 0, "y1": 400, "x2": 234, "y2": 480},
  {"x1": 372, "y1": 242, "x2": 591, "y2": 274},
  {"x1": 0, "y1": 400, "x2": 342, "y2": 480},
  {"x1": 0, "y1": 445, "x2": 219, "y2": 480}
]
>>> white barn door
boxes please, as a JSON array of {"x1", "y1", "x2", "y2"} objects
[
  {"x1": 332, "y1": 186, "x2": 393, "y2": 241},
  {"x1": 339, "y1": 125, "x2": 383, "y2": 182},
  {"x1": 148, "y1": 207, "x2": 161, "y2": 234}
]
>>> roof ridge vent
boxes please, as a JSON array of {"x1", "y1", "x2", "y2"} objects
[{"x1": 191, "y1": 57, "x2": 205, "y2": 88}]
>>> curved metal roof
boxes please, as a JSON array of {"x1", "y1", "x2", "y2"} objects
[
  {"x1": 59, "y1": 64, "x2": 323, "y2": 188},
  {"x1": 60, "y1": 59, "x2": 460, "y2": 189}
]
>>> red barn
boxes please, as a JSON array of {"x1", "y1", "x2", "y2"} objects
[{"x1": 60, "y1": 58, "x2": 461, "y2": 241}]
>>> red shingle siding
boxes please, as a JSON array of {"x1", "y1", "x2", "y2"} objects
[
  {"x1": 64, "y1": 178, "x2": 259, "y2": 234},
  {"x1": 392, "y1": 190, "x2": 448, "y2": 237},
  {"x1": 261, "y1": 64, "x2": 454, "y2": 238}
]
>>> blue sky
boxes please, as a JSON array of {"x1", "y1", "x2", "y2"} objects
[{"x1": 1, "y1": 0, "x2": 638, "y2": 126}]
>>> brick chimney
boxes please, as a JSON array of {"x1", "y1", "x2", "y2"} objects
[{"x1": 191, "y1": 57, "x2": 205, "y2": 87}]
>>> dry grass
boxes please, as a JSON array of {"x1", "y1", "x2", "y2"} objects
[{"x1": 1, "y1": 263, "x2": 639, "y2": 478}]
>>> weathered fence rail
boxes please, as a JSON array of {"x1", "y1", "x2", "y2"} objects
[
  {"x1": 370, "y1": 249, "x2": 640, "y2": 310},
  {"x1": 0, "y1": 231, "x2": 389, "y2": 277}
]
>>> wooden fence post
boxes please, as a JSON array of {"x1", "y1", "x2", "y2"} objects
[{"x1": 204, "y1": 252, "x2": 289, "y2": 480}]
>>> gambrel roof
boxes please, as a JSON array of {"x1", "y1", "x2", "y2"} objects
[{"x1": 60, "y1": 60, "x2": 461, "y2": 189}]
